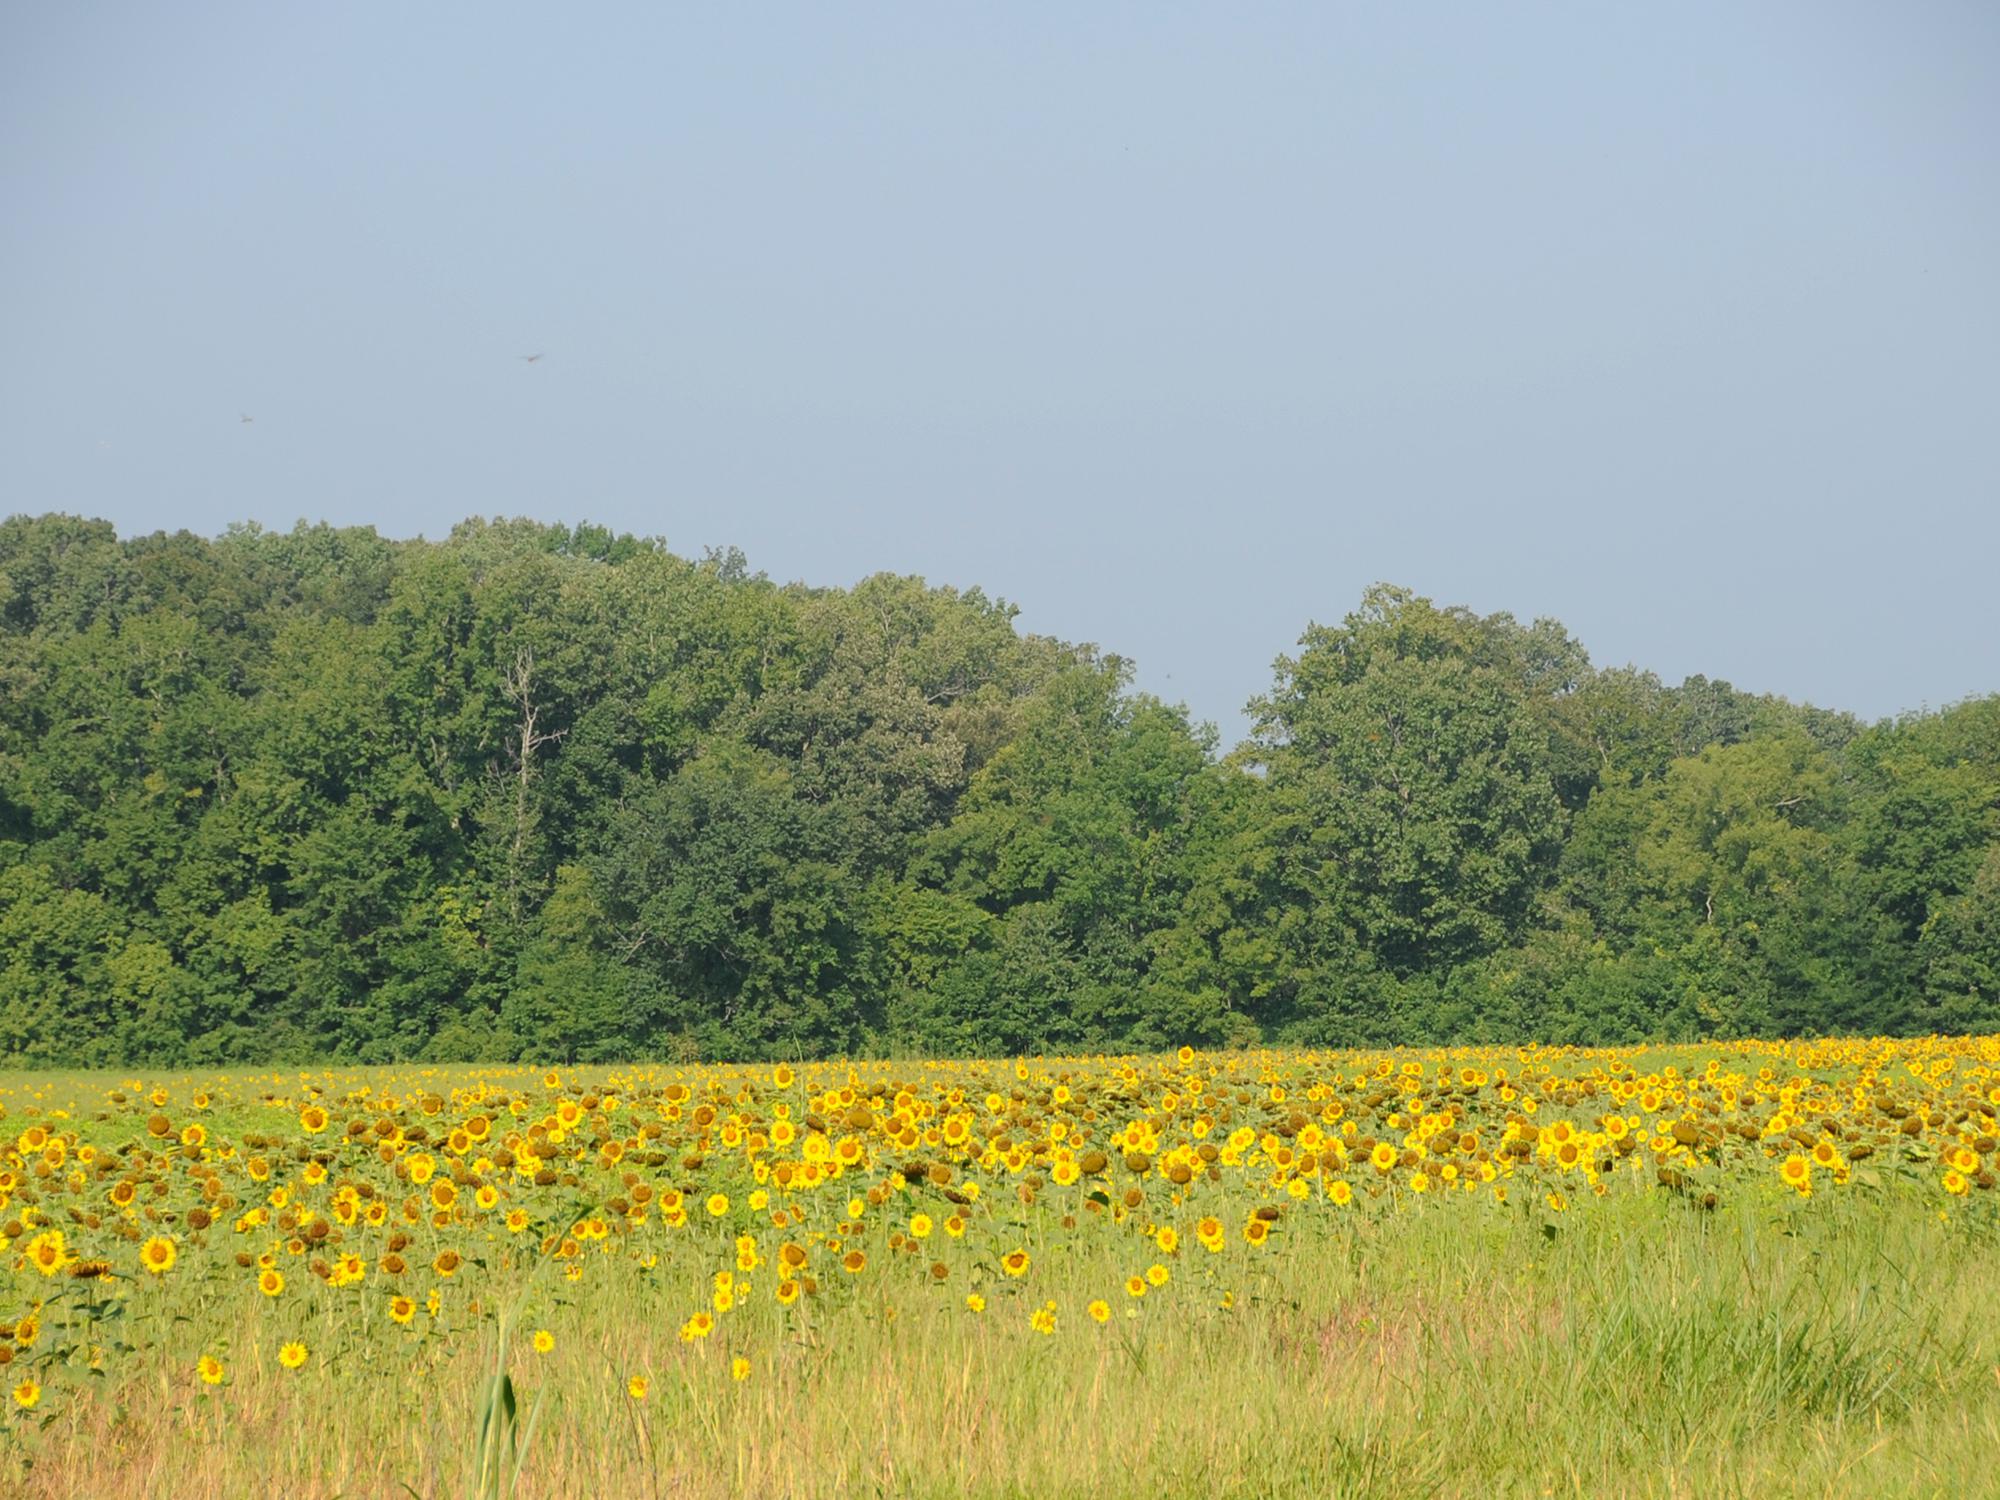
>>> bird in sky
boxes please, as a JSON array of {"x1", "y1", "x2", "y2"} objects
[
  {"x1": 240, "y1": 413, "x2": 253, "y2": 423},
  {"x1": 519, "y1": 354, "x2": 544, "y2": 364}
]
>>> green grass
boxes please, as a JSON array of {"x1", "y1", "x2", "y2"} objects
[
  {"x1": 4, "y1": 1044, "x2": 1996, "y2": 1498},
  {"x1": 6, "y1": 1183, "x2": 1994, "y2": 1498}
]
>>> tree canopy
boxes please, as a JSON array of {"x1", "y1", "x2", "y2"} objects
[{"x1": 2, "y1": 513, "x2": 1993, "y2": 1064}]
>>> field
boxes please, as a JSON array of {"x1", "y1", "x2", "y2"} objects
[{"x1": 3, "y1": 1038, "x2": 1998, "y2": 1499}]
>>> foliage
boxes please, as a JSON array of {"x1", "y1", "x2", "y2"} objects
[{"x1": 1, "y1": 512, "x2": 1995, "y2": 1062}]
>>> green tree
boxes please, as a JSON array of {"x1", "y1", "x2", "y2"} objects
[{"x1": 1248, "y1": 586, "x2": 1567, "y2": 998}]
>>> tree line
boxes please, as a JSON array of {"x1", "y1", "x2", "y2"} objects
[{"x1": 1, "y1": 513, "x2": 1994, "y2": 1065}]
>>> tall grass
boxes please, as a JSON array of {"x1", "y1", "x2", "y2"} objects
[
  {"x1": 7, "y1": 1184, "x2": 1993, "y2": 1499},
  {"x1": 456, "y1": 1319, "x2": 545, "y2": 1500}
]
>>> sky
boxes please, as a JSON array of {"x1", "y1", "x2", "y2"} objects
[{"x1": 3, "y1": 4, "x2": 1996, "y2": 745}]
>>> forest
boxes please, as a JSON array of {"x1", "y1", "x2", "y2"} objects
[{"x1": 1, "y1": 512, "x2": 1994, "y2": 1066}]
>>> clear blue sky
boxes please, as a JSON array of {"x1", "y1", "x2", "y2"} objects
[{"x1": 4, "y1": 4, "x2": 1995, "y2": 744}]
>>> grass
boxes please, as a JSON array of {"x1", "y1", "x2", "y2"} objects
[
  {"x1": 1, "y1": 1042, "x2": 1995, "y2": 1497},
  {"x1": 11, "y1": 1191, "x2": 1994, "y2": 1498}
]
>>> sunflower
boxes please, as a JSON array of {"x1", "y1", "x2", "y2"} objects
[
  {"x1": 731, "y1": 1356, "x2": 751, "y2": 1382},
  {"x1": 278, "y1": 1341, "x2": 308, "y2": 1370},
  {"x1": 196, "y1": 1355, "x2": 224, "y2": 1386},
  {"x1": 389, "y1": 1296, "x2": 416, "y2": 1324},
  {"x1": 140, "y1": 1236, "x2": 176, "y2": 1275},
  {"x1": 26, "y1": 1230, "x2": 68, "y2": 1276},
  {"x1": 299, "y1": 1105, "x2": 328, "y2": 1135},
  {"x1": 965, "y1": 1293, "x2": 986, "y2": 1313},
  {"x1": 1088, "y1": 1299, "x2": 1111, "y2": 1324},
  {"x1": 532, "y1": 1329, "x2": 554, "y2": 1354},
  {"x1": 1000, "y1": 1248, "x2": 1031, "y2": 1277},
  {"x1": 11, "y1": 1377, "x2": 38, "y2": 1411},
  {"x1": 1030, "y1": 1303, "x2": 1057, "y2": 1335},
  {"x1": 1329, "y1": 1180, "x2": 1354, "y2": 1207},
  {"x1": 628, "y1": 1374, "x2": 649, "y2": 1401}
]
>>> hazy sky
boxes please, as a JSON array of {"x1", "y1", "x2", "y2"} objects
[{"x1": 4, "y1": 5, "x2": 1995, "y2": 744}]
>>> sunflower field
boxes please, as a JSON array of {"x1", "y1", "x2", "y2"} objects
[{"x1": 3, "y1": 1037, "x2": 1998, "y2": 1498}]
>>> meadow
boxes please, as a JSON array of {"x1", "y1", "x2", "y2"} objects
[{"x1": 2, "y1": 1037, "x2": 1996, "y2": 1499}]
